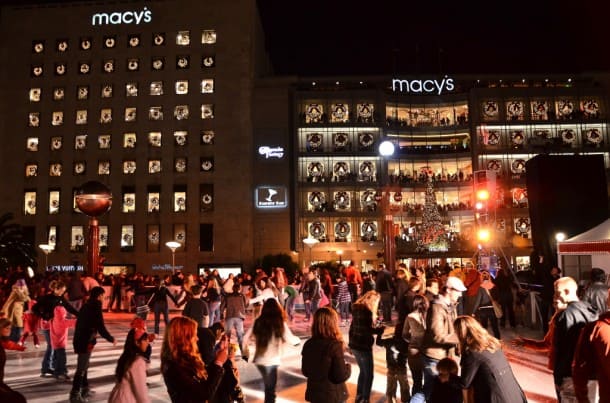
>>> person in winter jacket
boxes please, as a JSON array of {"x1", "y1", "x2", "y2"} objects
[
  {"x1": 454, "y1": 315, "x2": 527, "y2": 403},
  {"x1": 349, "y1": 291, "x2": 384, "y2": 403},
  {"x1": 243, "y1": 298, "x2": 300, "y2": 403},
  {"x1": 19, "y1": 299, "x2": 40, "y2": 347},
  {"x1": 108, "y1": 327, "x2": 151, "y2": 403},
  {"x1": 302, "y1": 307, "x2": 351, "y2": 403},
  {"x1": 376, "y1": 330, "x2": 410, "y2": 403},
  {"x1": 552, "y1": 276, "x2": 598, "y2": 402},
  {"x1": 50, "y1": 305, "x2": 76, "y2": 380},
  {"x1": 161, "y1": 316, "x2": 227, "y2": 403},
  {"x1": 1, "y1": 279, "x2": 30, "y2": 342},
  {"x1": 70, "y1": 287, "x2": 116, "y2": 403},
  {"x1": 150, "y1": 276, "x2": 180, "y2": 335}
]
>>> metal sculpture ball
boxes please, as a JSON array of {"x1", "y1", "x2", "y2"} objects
[{"x1": 75, "y1": 181, "x2": 112, "y2": 217}]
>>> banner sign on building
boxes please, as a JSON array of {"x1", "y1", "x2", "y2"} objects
[{"x1": 255, "y1": 186, "x2": 287, "y2": 208}]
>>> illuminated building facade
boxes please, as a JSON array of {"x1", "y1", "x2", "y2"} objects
[
  {"x1": 0, "y1": 0, "x2": 271, "y2": 273},
  {"x1": 294, "y1": 74, "x2": 610, "y2": 270}
]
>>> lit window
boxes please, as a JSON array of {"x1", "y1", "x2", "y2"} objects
[
  {"x1": 202, "y1": 55, "x2": 215, "y2": 68},
  {"x1": 123, "y1": 160, "x2": 136, "y2": 174},
  {"x1": 32, "y1": 40, "x2": 44, "y2": 53},
  {"x1": 121, "y1": 225, "x2": 134, "y2": 250},
  {"x1": 103, "y1": 35, "x2": 116, "y2": 49},
  {"x1": 76, "y1": 110, "x2": 87, "y2": 125},
  {"x1": 103, "y1": 59, "x2": 114, "y2": 73},
  {"x1": 26, "y1": 137, "x2": 38, "y2": 151},
  {"x1": 148, "y1": 160, "x2": 161, "y2": 174},
  {"x1": 123, "y1": 133, "x2": 136, "y2": 148},
  {"x1": 75, "y1": 135, "x2": 87, "y2": 150},
  {"x1": 80, "y1": 37, "x2": 92, "y2": 50},
  {"x1": 147, "y1": 225, "x2": 160, "y2": 251},
  {"x1": 100, "y1": 108, "x2": 112, "y2": 124},
  {"x1": 31, "y1": 65, "x2": 43, "y2": 77},
  {"x1": 200, "y1": 157, "x2": 214, "y2": 172},
  {"x1": 29, "y1": 88, "x2": 41, "y2": 102},
  {"x1": 74, "y1": 162, "x2": 86, "y2": 175},
  {"x1": 202, "y1": 30, "x2": 216, "y2": 44},
  {"x1": 150, "y1": 81, "x2": 163, "y2": 95},
  {"x1": 176, "y1": 30, "x2": 190, "y2": 45},
  {"x1": 175, "y1": 157, "x2": 187, "y2": 173},
  {"x1": 53, "y1": 87, "x2": 64, "y2": 100},
  {"x1": 153, "y1": 33, "x2": 165, "y2": 46},
  {"x1": 52, "y1": 111, "x2": 63, "y2": 126},
  {"x1": 149, "y1": 107, "x2": 163, "y2": 121},
  {"x1": 49, "y1": 163, "x2": 62, "y2": 177},
  {"x1": 125, "y1": 107, "x2": 137, "y2": 122},
  {"x1": 123, "y1": 193, "x2": 136, "y2": 213},
  {"x1": 99, "y1": 226, "x2": 108, "y2": 248},
  {"x1": 174, "y1": 105, "x2": 189, "y2": 120},
  {"x1": 77, "y1": 85, "x2": 89, "y2": 99},
  {"x1": 47, "y1": 226, "x2": 57, "y2": 249},
  {"x1": 24, "y1": 192, "x2": 36, "y2": 215},
  {"x1": 98, "y1": 161, "x2": 110, "y2": 175},
  {"x1": 101, "y1": 84, "x2": 113, "y2": 98},
  {"x1": 128, "y1": 35, "x2": 140, "y2": 47},
  {"x1": 98, "y1": 135, "x2": 111, "y2": 149},
  {"x1": 148, "y1": 132, "x2": 162, "y2": 147},
  {"x1": 176, "y1": 56, "x2": 189, "y2": 69},
  {"x1": 201, "y1": 130, "x2": 214, "y2": 145},
  {"x1": 174, "y1": 131, "x2": 187, "y2": 146},
  {"x1": 54, "y1": 63, "x2": 66, "y2": 76},
  {"x1": 126, "y1": 83, "x2": 138, "y2": 96},
  {"x1": 25, "y1": 164, "x2": 37, "y2": 177},
  {"x1": 201, "y1": 104, "x2": 214, "y2": 119},
  {"x1": 201, "y1": 79, "x2": 214, "y2": 93},
  {"x1": 79, "y1": 62, "x2": 90, "y2": 75},
  {"x1": 71, "y1": 226, "x2": 84, "y2": 252},
  {"x1": 50, "y1": 137, "x2": 62, "y2": 151},
  {"x1": 152, "y1": 57, "x2": 164, "y2": 71},
  {"x1": 49, "y1": 191, "x2": 60, "y2": 214},
  {"x1": 127, "y1": 58, "x2": 139, "y2": 71},
  {"x1": 175, "y1": 80, "x2": 188, "y2": 94},
  {"x1": 148, "y1": 193, "x2": 160, "y2": 213},
  {"x1": 174, "y1": 192, "x2": 187, "y2": 212},
  {"x1": 28, "y1": 113, "x2": 39, "y2": 127}
]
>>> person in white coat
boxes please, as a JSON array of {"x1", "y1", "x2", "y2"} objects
[
  {"x1": 243, "y1": 298, "x2": 300, "y2": 403},
  {"x1": 108, "y1": 327, "x2": 151, "y2": 403}
]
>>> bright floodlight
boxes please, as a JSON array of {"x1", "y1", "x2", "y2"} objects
[
  {"x1": 165, "y1": 241, "x2": 181, "y2": 251},
  {"x1": 378, "y1": 140, "x2": 395, "y2": 157},
  {"x1": 302, "y1": 238, "x2": 319, "y2": 247},
  {"x1": 555, "y1": 232, "x2": 566, "y2": 242}
]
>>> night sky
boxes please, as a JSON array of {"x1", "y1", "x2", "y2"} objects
[
  {"x1": 2, "y1": 0, "x2": 608, "y2": 76},
  {"x1": 257, "y1": 0, "x2": 610, "y2": 76}
]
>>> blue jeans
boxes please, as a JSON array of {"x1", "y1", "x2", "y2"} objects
[
  {"x1": 256, "y1": 364, "x2": 278, "y2": 403},
  {"x1": 53, "y1": 348, "x2": 67, "y2": 376},
  {"x1": 338, "y1": 301, "x2": 350, "y2": 321},
  {"x1": 153, "y1": 302, "x2": 169, "y2": 334},
  {"x1": 208, "y1": 301, "x2": 221, "y2": 325},
  {"x1": 310, "y1": 298, "x2": 320, "y2": 315},
  {"x1": 353, "y1": 349, "x2": 374, "y2": 402},
  {"x1": 225, "y1": 317, "x2": 245, "y2": 350},
  {"x1": 422, "y1": 355, "x2": 439, "y2": 400},
  {"x1": 284, "y1": 296, "x2": 296, "y2": 321},
  {"x1": 40, "y1": 329, "x2": 54, "y2": 374}
]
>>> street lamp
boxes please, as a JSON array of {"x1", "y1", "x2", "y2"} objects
[
  {"x1": 379, "y1": 139, "x2": 396, "y2": 272},
  {"x1": 336, "y1": 249, "x2": 343, "y2": 264},
  {"x1": 165, "y1": 241, "x2": 181, "y2": 273},
  {"x1": 38, "y1": 244, "x2": 54, "y2": 271},
  {"x1": 555, "y1": 232, "x2": 567, "y2": 269},
  {"x1": 302, "y1": 237, "x2": 319, "y2": 267},
  {"x1": 75, "y1": 181, "x2": 112, "y2": 276}
]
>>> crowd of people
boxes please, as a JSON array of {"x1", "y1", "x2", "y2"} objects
[{"x1": 0, "y1": 260, "x2": 609, "y2": 402}]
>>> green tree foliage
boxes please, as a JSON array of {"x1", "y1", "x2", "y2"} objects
[
  {"x1": 259, "y1": 253, "x2": 300, "y2": 281},
  {"x1": 0, "y1": 212, "x2": 36, "y2": 274}
]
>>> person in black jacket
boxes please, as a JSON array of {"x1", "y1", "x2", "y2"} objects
[
  {"x1": 70, "y1": 286, "x2": 116, "y2": 403},
  {"x1": 302, "y1": 307, "x2": 351, "y2": 403},
  {"x1": 454, "y1": 315, "x2": 526, "y2": 403},
  {"x1": 162, "y1": 316, "x2": 227, "y2": 403},
  {"x1": 349, "y1": 291, "x2": 384, "y2": 403},
  {"x1": 36, "y1": 280, "x2": 80, "y2": 377},
  {"x1": 376, "y1": 330, "x2": 410, "y2": 403},
  {"x1": 150, "y1": 276, "x2": 180, "y2": 335}
]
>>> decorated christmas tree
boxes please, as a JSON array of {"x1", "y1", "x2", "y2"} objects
[{"x1": 417, "y1": 180, "x2": 448, "y2": 252}]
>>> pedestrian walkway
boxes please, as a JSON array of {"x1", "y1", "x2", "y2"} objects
[{"x1": 4, "y1": 311, "x2": 556, "y2": 402}]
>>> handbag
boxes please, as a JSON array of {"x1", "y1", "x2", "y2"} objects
[{"x1": 485, "y1": 288, "x2": 503, "y2": 318}]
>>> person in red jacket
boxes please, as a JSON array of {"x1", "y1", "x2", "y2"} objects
[
  {"x1": 572, "y1": 288, "x2": 610, "y2": 402},
  {"x1": 50, "y1": 305, "x2": 76, "y2": 380}
]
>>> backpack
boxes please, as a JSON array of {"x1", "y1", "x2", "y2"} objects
[{"x1": 32, "y1": 295, "x2": 54, "y2": 321}]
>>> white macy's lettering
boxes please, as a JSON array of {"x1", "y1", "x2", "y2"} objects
[
  {"x1": 92, "y1": 7, "x2": 152, "y2": 26},
  {"x1": 392, "y1": 77, "x2": 455, "y2": 95}
]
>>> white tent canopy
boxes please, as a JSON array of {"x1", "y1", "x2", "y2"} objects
[{"x1": 558, "y1": 218, "x2": 610, "y2": 255}]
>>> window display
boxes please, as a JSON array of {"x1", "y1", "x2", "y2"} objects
[
  {"x1": 121, "y1": 225, "x2": 134, "y2": 249},
  {"x1": 176, "y1": 31, "x2": 190, "y2": 45},
  {"x1": 148, "y1": 193, "x2": 160, "y2": 213},
  {"x1": 201, "y1": 79, "x2": 214, "y2": 93},
  {"x1": 77, "y1": 85, "x2": 89, "y2": 99},
  {"x1": 25, "y1": 164, "x2": 37, "y2": 177},
  {"x1": 148, "y1": 160, "x2": 161, "y2": 174},
  {"x1": 74, "y1": 162, "x2": 86, "y2": 175},
  {"x1": 148, "y1": 132, "x2": 161, "y2": 147},
  {"x1": 174, "y1": 192, "x2": 186, "y2": 212},
  {"x1": 176, "y1": 80, "x2": 188, "y2": 94},
  {"x1": 98, "y1": 161, "x2": 110, "y2": 175},
  {"x1": 98, "y1": 135, "x2": 111, "y2": 149},
  {"x1": 123, "y1": 193, "x2": 135, "y2": 213},
  {"x1": 123, "y1": 132, "x2": 136, "y2": 148},
  {"x1": 26, "y1": 137, "x2": 38, "y2": 151},
  {"x1": 123, "y1": 160, "x2": 136, "y2": 174},
  {"x1": 29, "y1": 88, "x2": 41, "y2": 102},
  {"x1": 50, "y1": 137, "x2": 62, "y2": 150},
  {"x1": 49, "y1": 191, "x2": 60, "y2": 214},
  {"x1": 174, "y1": 131, "x2": 187, "y2": 146},
  {"x1": 24, "y1": 192, "x2": 36, "y2": 215},
  {"x1": 202, "y1": 30, "x2": 216, "y2": 44},
  {"x1": 52, "y1": 111, "x2": 63, "y2": 126},
  {"x1": 201, "y1": 130, "x2": 215, "y2": 144},
  {"x1": 75, "y1": 135, "x2": 87, "y2": 150},
  {"x1": 49, "y1": 163, "x2": 62, "y2": 177}
]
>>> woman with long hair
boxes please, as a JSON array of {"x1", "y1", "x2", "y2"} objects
[
  {"x1": 348, "y1": 290, "x2": 384, "y2": 403},
  {"x1": 453, "y1": 315, "x2": 526, "y2": 403},
  {"x1": 108, "y1": 328, "x2": 151, "y2": 403},
  {"x1": 1, "y1": 279, "x2": 30, "y2": 342},
  {"x1": 243, "y1": 298, "x2": 300, "y2": 403},
  {"x1": 403, "y1": 294, "x2": 429, "y2": 397},
  {"x1": 302, "y1": 307, "x2": 351, "y2": 403},
  {"x1": 161, "y1": 316, "x2": 227, "y2": 403}
]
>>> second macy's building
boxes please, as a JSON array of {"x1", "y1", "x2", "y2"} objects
[{"x1": 1, "y1": 0, "x2": 609, "y2": 276}]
